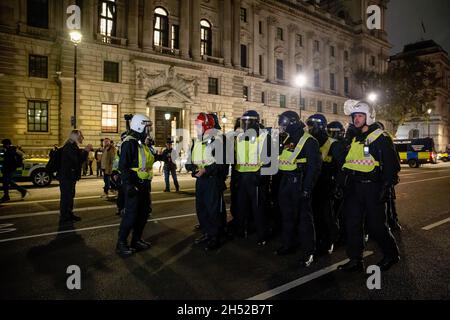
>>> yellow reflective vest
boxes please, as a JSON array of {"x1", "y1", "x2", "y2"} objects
[
  {"x1": 191, "y1": 139, "x2": 215, "y2": 169},
  {"x1": 320, "y1": 137, "x2": 336, "y2": 163},
  {"x1": 342, "y1": 129, "x2": 383, "y2": 173},
  {"x1": 278, "y1": 132, "x2": 313, "y2": 171},
  {"x1": 235, "y1": 132, "x2": 267, "y2": 173},
  {"x1": 123, "y1": 136, "x2": 154, "y2": 180}
]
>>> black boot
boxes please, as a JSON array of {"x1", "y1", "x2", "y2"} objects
[
  {"x1": 338, "y1": 259, "x2": 365, "y2": 272},
  {"x1": 204, "y1": 238, "x2": 221, "y2": 251},
  {"x1": 194, "y1": 234, "x2": 209, "y2": 245},
  {"x1": 131, "y1": 239, "x2": 151, "y2": 251},
  {"x1": 377, "y1": 256, "x2": 400, "y2": 271},
  {"x1": 116, "y1": 242, "x2": 135, "y2": 257}
]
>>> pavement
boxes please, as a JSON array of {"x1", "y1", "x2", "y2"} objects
[{"x1": 0, "y1": 163, "x2": 449, "y2": 300}]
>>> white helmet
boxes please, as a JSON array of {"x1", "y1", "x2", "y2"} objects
[
  {"x1": 130, "y1": 114, "x2": 152, "y2": 133},
  {"x1": 344, "y1": 99, "x2": 376, "y2": 126}
]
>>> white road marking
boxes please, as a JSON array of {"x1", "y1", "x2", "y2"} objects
[
  {"x1": 400, "y1": 169, "x2": 450, "y2": 177},
  {"x1": 398, "y1": 175, "x2": 450, "y2": 185},
  {"x1": 247, "y1": 251, "x2": 374, "y2": 300},
  {"x1": 0, "y1": 197, "x2": 196, "y2": 220},
  {"x1": 0, "y1": 188, "x2": 197, "y2": 206},
  {"x1": 0, "y1": 213, "x2": 198, "y2": 243},
  {"x1": 422, "y1": 217, "x2": 450, "y2": 230}
]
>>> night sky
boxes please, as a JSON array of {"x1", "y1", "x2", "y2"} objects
[{"x1": 386, "y1": 0, "x2": 450, "y2": 55}]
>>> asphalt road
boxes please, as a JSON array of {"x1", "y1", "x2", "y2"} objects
[{"x1": 0, "y1": 164, "x2": 449, "y2": 300}]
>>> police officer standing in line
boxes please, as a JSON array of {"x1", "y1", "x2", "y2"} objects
[
  {"x1": 234, "y1": 110, "x2": 270, "y2": 246},
  {"x1": 276, "y1": 111, "x2": 321, "y2": 267},
  {"x1": 116, "y1": 114, "x2": 154, "y2": 257},
  {"x1": 307, "y1": 114, "x2": 346, "y2": 255},
  {"x1": 186, "y1": 113, "x2": 223, "y2": 251},
  {"x1": 338, "y1": 100, "x2": 400, "y2": 272},
  {"x1": 375, "y1": 121, "x2": 402, "y2": 231},
  {"x1": 326, "y1": 121, "x2": 348, "y2": 242}
]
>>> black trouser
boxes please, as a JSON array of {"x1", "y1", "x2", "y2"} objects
[
  {"x1": 235, "y1": 172, "x2": 268, "y2": 241},
  {"x1": 96, "y1": 161, "x2": 102, "y2": 176},
  {"x1": 59, "y1": 178, "x2": 76, "y2": 219},
  {"x1": 2, "y1": 171, "x2": 27, "y2": 199},
  {"x1": 195, "y1": 175, "x2": 223, "y2": 239},
  {"x1": 343, "y1": 180, "x2": 399, "y2": 260},
  {"x1": 278, "y1": 173, "x2": 315, "y2": 256},
  {"x1": 386, "y1": 187, "x2": 399, "y2": 226},
  {"x1": 118, "y1": 180, "x2": 151, "y2": 244},
  {"x1": 312, "y1": 179, "x2": 339, "y2": 249},
  {"x1": 164, "y1": 166, "x2": 179, "y2": 191}
]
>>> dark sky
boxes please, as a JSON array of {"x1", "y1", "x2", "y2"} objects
[{"x1": 386, "y1": 0, "x2": 450, "y2": 55}]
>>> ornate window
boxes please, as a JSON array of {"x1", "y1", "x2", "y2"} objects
[
  {"x1": 154, "y1": 7, "x2": 169, "y2": 47},
  {"x1": 98, "y1": 0, "x2": 117, "y2": 40},
  {"x1": 200, "y1": 20, "x2": 212, "y2": 56}
]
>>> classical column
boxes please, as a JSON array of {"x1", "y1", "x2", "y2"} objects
[
  {"x1": 142, "y1": 0, "x2": 154, "y2": 52},
  {"x1": 83, "y1": 0, "x2": 95, "y2": 40},
  {"x1": 288, "y1": 24, "x2": 298, "y2": 83},
  {"x1": 191, "y1": 0, "x2": 201, "y2": 61},
  {"x1": 222, "y1": 0, "x2": 232, "y2": 66},
  {"x1": 180, "y1": 0, "x2": 190, "y2": 59},
  {"x1": 127, "y1": 0, "x2": 139, "y2": 48},
  {"x1": 252, "y1": 5, "x2": 260, "y2": 74},
  {"x1": 232, "y1": 0, "x2": 241, "y2": 67},
  {"x1": 306, "y1": 31, "x2": 314, "y2": 83},
  {"x1": 266, "y1": 16, "x2": 276, "y2": 82},
  {"x1": 116, "y1": 0, "x2": 125, "y2": 39}
]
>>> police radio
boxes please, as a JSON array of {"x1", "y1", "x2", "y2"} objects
[{"x1": 363, "y1": 141, "x2": 370, "y2": 157}]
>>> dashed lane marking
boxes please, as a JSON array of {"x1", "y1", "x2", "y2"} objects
[
  {"x1": 422, "y1": 216, "x2": 450, "y2": 231},
  {"x1": 247, "y1": 251, "x2": 374, "y2": 300}
]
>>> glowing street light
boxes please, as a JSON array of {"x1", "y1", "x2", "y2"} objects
[
  {"x1": 294, "y1": 73, "x2": 307, "y2": 118},
  {"x1": 367, "y1": 92, "x2": 378, "y2": 103},
  {"x1": 69, "y1": 30, "x2": 82, "y2": 129}
]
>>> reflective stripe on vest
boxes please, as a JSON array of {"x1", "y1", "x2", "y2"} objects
[
  {"x1": 191, "y1": 139, "x2": 215, "y2": 169},
  {"x1": 235, "y1": 132, "x2": 267, "y2": 172},
  {"x1": 320, "y1": 137, "x2": 336, "y2": 163},
  {"x1": 342, "y1": 129, "x2": 383, "y2": 173},
  {"x1": 278, "y1": 132, "x2": 313, "y2": 171},
  {"x1": 123, "y1": 135, "x2": 154, "y2": 180}
]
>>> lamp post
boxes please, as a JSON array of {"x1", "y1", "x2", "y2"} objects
[
  {"x1": 222, "y1": 113, "x2": 228, "y2": 132},
  {"x1": 427, "y1": 108, "x2": 432, "y2": 137},
  {"x1": 294, "y1": 73, "x2": 307, "y2": 119},
  {"x1": 70, "y1": 31, "x2": 82, "y2": 129}
]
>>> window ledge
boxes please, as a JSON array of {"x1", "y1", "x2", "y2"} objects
[
  {"x1": 202, "y1": 55, "x2": 224, "y2": 64},
  {"x1": 96, "y1": 34, "x2": 127, "y2": 46},
  {"x1": 154, "y1": 45, "x2": 180, "y2": 56}
]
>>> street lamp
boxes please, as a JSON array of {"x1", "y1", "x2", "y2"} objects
[
  {"x1": 427, "y1": 108, "x2": 432, "y2": 137},
  {"x1": 70, "y1": 30, "x2": 82, "y2": 129},
  {"x1": 164, "y1": 113, "x2": 171, "y2": 121},
  {"x1": 367, "y1": 92, "x2": 378, "y2": 103},
  {"x1": 294, "y1": 73, "x2": 307, "y2": 119},
  {"x1": 222, "y1": 113, "x2": 228, "y2": 132}
]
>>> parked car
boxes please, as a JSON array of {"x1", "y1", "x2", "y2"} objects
[
  {"x1": 394, "y1": 138, "x2": 437, "y2": 168},
  {"x1": 0, "y1": 149, "x2": 52, "y2": 187}
]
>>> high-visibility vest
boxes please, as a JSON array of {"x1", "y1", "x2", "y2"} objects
[
  {"x1": 320, "y1": 137, "x2": 337, "y2": 163},
  {"x1": 191, "y1": 139, "x2": 215, "y2": 169},
  {"x1": 235, "y1": 132, "x2": 267, "y2": 173},
  {"x1": 342, "y1": 129, "x2": 383, "y2": 173},
  {"x1": 278, "y1": 132, "x2": 313, "y2": 171},
  {"x1": 123, "y1": 136, "x2": 154, "y2": 180}
]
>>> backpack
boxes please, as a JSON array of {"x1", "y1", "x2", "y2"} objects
[
  {"x1": 14, "y1": 151, "x2": 23, "y2": 169},
  {"x1": 46, "y1": 147, "x2": 62, "y2": 175}
]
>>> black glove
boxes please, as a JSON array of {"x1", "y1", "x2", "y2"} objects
[
  {"x1": 127, "y1": 185, "x2": 139, "y2": 197},
  {"x1": 300, "y1": 190, "x2": 311, "y2": 200},
  {"x1": 379, "y1": 184, "x2": 391, "y2": 202},
  {"x1": 333, "y1": 186, "x2": 344, "y2": 200}
]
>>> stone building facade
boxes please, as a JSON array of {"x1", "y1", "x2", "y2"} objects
[
  {"x1": 0, "y1": 0, "x2": 390, "y2": 153},
  {"x1": 392, "y1": 40, "x2": 450, "y2": 152}
]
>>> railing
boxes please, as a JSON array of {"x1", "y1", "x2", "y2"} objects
[
  {"x1": 96, "y1": 34, "x2": 127, "y2": 46},
  {"x1": 153, "y1": 45, "x2": 180, "y2": 56},
  {"x1": 201, "y1": 55, "x2": 225, "y2": 65}
]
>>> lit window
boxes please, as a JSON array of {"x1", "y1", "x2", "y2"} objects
[
  {"x1": 99, "y1": 0, "x2": 117, "y2": 40},
  {"x1": 27, "y1": 100, "x2": 48, "y2": 132},
  {"x1": 101, "y1": 104, "x2": 118, "y2": 133},
  {"x1": 200, "y1": 20, "x2": 212, "y2": 56},
  {"x1": 154, "y1": 7, "x2": 169, "y2": 47}
]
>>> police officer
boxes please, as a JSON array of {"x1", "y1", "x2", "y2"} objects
[
  {"x1": 186, "y1": 113, "x2": 223, "y2": 251},
  {"x1": 116, "y1": 114, "x2": 154, "y2": 257},
  {"x1": 277, "y1": 111, "x2": 321, "y2": 267},
  {"x1": 234, "y1": 110, "x2": 270, "y2": 246},
  {"x1": 375, "y1": 121, "x2": 402, "y2": 231},
  {"x1": 338, "y1": 100, "x2": 400, "y2": 272},
  {"x1": 307, "y1": 114, "x2": 346, "y2": 255},
  {"x1": 327, "y1": 121, "x2": 345, "y2": 141}
]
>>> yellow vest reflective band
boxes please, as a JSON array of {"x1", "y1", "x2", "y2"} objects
[
  {"x1": 343, "y1": 129, "x2": 383, "y2": 173},
  {"x1": 191, "y1": 139, "x2": 215, "y2": 169},
  {"x1": 124, "y1": 136, "x2": 154, "y2": 180},
  {"x1": 235, "y1": 133, "x2": 267, "y2": 173},
  {"x1": 320, "y1": 137, "x2": 336, "y2": 163},
  {"x1": 279, "y1": 132, "x2": 313, "y2": 171}
]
